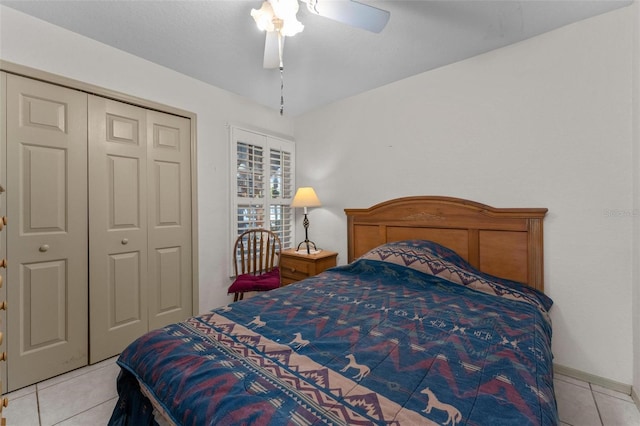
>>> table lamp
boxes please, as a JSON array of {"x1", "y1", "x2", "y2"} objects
[{"x1": 291, "y1": 187, "x2": 321, "y2": 254}]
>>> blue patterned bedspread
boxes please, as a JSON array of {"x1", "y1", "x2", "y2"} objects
[{"x1": 110, "y1": 245, "x2": 557, "y2": 426}]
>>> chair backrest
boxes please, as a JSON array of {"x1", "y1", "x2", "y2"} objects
[{"x1": 233, "y1": 229, "x2": 282, "y2": 277}]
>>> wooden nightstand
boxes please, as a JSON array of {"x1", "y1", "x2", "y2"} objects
[{"x1": 280, "y1": 249, "x2": 338, "y2": 285}]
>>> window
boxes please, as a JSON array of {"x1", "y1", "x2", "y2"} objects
[{"x1": 231, "y1": 127, "x2": 295, "y2": 250}]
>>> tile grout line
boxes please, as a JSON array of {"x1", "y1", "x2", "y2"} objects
[
  {"x1": 37, "y1": 360, "x2": 118, "y2": 392},
  {"x1": 30, "y1": 360, "x2": 118, "y2": 425},
  {"x1": 591, "y1": 387, "x2": 637, "y2": 404},
  {"x1": 589, "y1": 384, "x2": 605, "y2": 426},
  {"x1": 36, "y1": 384, "x2": 42, "y2": 426},
  {"x1": 51, "y1": 396, "x2": 119, "y2": 425}
]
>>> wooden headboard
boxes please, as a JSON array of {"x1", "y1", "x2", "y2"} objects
[{"x1": 345, "y1": 196, "x2": 548, "y2": 292}]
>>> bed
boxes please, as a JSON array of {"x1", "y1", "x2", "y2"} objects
[{"x1": 109, "y1": 196, "x2": 557, "y2": 425}]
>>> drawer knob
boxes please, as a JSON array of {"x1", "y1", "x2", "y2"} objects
[
  {"x1": 0, "y1": 301, "x2": 6, "y2": 310},
  {"x1": 0, "y1": 259, "x2": 5, "y2": 268},
  {"x1": 39, "y1": 245, "x2": 49, "y2": 253},
  {"x1": 0, "y1": 352, "x2": 6, "y2": 361}
]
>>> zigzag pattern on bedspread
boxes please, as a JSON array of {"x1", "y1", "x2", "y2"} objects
[{"x1": 112, "y1": 258, "x2": 557, "y2": 426}]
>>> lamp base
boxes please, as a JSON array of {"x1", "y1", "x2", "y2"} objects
[
  {"x1": 296, "y1": 239, "x2": 318, "y2": 255},
  {"x1": 295, "y1": 248, "x2": 322, "y2": 255}
]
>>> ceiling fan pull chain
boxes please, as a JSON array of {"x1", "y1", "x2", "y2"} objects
[
  {"x1": 278, "y1": 32, "x2": 285, "y2": 116},
  {"x1": 280, "y1": 65, "x2": 284, "y2": 116}
]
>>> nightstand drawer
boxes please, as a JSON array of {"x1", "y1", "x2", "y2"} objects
[
  {"x1": 279, "y1": 249, "x2": 338, "y2": 285},
  {"x1": 281, "y1": 257, "x2": 313, "y2": 277},
  {"x1": 281, "y1": 268, "x2": 309, "y2": 283}
]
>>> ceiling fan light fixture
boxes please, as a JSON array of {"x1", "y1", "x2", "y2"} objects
[
  {"x1": 251, "y1": 1, "x2": 276, "y2": 32},
  {"x1": 251, "y1": 0, "x2": 304, "y2": 37},
  {"x1": 279, "y1": 17, "x2": 304, "y2": 37},
  {"x1": 271, "y1": 0, "x2": 304, "y2": 36},
  {"x1": 250, "y1": 0, "x2": 307, "y2": 116}
]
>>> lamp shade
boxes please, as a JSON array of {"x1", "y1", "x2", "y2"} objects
[{"x1": 291, "y1": 187, "x2": 321, "y2": 208}]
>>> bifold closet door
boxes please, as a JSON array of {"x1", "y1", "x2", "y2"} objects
[
  {"x1": 89, "y1": 98, "x2": 192, "y2": 362},
  {"x1": 147, "y1": 110, "x2": 192, "y2": 330},
  {"x1": 5, "y1": 74, "x2": 88, "y2": 391},
  {"x1": 89, "y1": 96, "x2": 149, "y2": 362}
]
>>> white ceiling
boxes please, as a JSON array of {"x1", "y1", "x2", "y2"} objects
[{"x1": 1, "y1": 0, "x2": 631, "y2": 116}]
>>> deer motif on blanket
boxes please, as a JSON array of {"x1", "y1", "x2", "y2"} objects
[
  {"x1": 421, "y1": 387, "x2": 462, "y2": 426},
  {"x1": 341, "y1": 354, "x2": 370, "y2": 381},
  {"x1": 247, "y1": 316, "x2": 266, "y2": 328},
  {"x1": 288, "y1": 332, "x2": 309, "y2": 350}
]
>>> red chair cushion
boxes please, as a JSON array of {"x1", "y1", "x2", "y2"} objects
[{"x1": 228, "y1": 268, "x2": 281, "y2": 294}]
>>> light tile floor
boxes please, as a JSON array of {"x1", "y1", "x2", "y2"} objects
[
  {"x1": 3, "y1": 359, "x2": 640, "y2": 425},
  {"x1": 3, "y1": 357, "x2": 119, "y2": 426},
  {"x1": 555, "y1": 374, "x2": 640, "y2": 426}
]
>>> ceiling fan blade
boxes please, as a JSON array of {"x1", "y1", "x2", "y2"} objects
[
  {"x1": 306, "y1": 0, "x2": 390, "y2": 33},
  {"x1": 263, "y1": 31, "x2": 283, "y2": 69}
]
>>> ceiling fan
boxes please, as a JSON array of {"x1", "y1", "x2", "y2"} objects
[{"x1": 252, "y1": 0, "x2": 391, "y2": 69}]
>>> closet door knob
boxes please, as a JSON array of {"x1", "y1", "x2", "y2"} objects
[
  {"x1": 39, "y1": 245, "x2": 49, "y2": 253},
  {"x1": 0, "y1": 260, "x2": 5, "y2": 268},
  {"x1": 1, "y1": 217, "x2": 6, "y2": 226},
  {"x1": 121, "y1": 238, "x2": 129, "y2": 245},
  {"x1": 0, "y1": 301, "x2": 6, "y2": 310},
  {"x1": 0, "y1": 276, "x2": 2, "y2": 288}
]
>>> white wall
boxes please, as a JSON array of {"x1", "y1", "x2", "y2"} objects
[
  {"x1": 0, "y1": 5, "x2": 295, "y2": 313},
  {"x1": 295, "y1": 6, "x2": 635, "y2": 385}
]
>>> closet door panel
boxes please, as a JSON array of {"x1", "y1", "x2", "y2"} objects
[
  {"x1": 155, "y1": 246, "x2": 181, "y2": 312},
  {"x1": 21, "y1": 145, "x2": 67, "y2": 231},
  {"x1": 6, "y1": 74, "x2": 88, "y2": 391},
  {"x1": 147, "y1": 111, "x2": 192, "y2": 329},
  {"x1": 22, "y1": 261, "x2": 67, "y2": 348},
  {"x1": 109, "y1": 155, "x2": 142, "y2": 228},
  {"x1": 89, "y1": 96, "x2": 148, "y2": 363},
  {"x1": 155, "y1": 161, "x2": 181, "y2": 225},
  {"x1": 109, "y1": 252, "x2": 142, "y2": 325}
]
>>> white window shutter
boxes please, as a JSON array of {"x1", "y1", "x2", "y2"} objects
[{"x1": 231, "y1": 127, "x2": 295, "y2": 252}]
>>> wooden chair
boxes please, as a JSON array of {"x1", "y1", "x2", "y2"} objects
[{"x1": 228, "y1": 229, "x2": 282, "y2": 302}]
